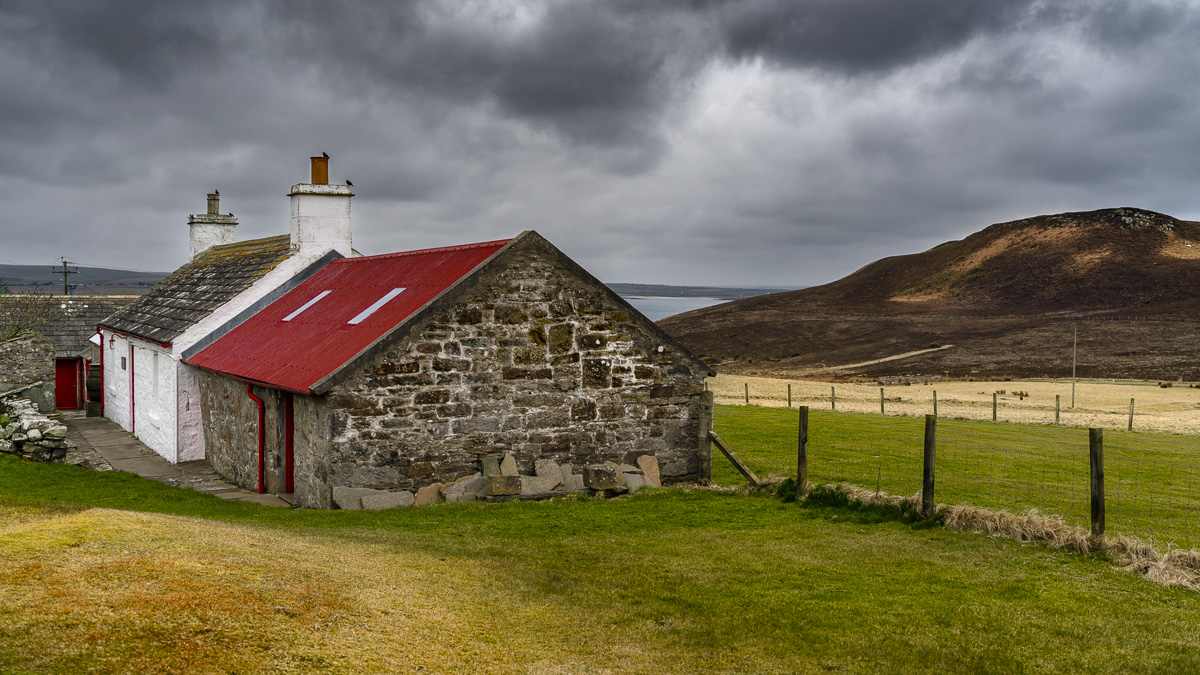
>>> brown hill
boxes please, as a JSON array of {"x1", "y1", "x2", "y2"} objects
[{"x1": 661, "y1": 208, "x2": 1200, "y2": 381}]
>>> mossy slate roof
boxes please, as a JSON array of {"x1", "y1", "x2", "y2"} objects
[
  {"x1": 100, "y1": 235, "x2": 293, "y2": 345},
  {"x1": 0, "y1": 295, "x2": 137, "y2": 356}
]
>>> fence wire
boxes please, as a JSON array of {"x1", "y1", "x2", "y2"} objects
[{"x1": 710, "y1": 403, "x2": 1200, "y2": 549}]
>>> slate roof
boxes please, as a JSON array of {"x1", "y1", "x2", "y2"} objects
[
  {"x1": 0, "y1": 295, "x2": 137, "y2": 357},
  {"x1": 100, "y1": 235, "x2": 293, "y2": 345},
  {"x1": 187, "y1": 239, "x2": 511, "y2": 393}
]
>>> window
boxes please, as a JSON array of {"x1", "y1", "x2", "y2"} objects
[
  {"x1": 283, "y1": 290, "x2": 331, "y2": 322},
  {"x1": 348, "y1": 288, "x2": 406, "y2": 325}
]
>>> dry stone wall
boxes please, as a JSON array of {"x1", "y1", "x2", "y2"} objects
[
  {"x1": 0, "y1": 334, "x2": 55, "y2": 412},
  {"x1": 0, "y1": 396, "x2": 73, "y2": 461},
  {"x1": 311, "y1": 248, "x2": 710, "y2": 508}
]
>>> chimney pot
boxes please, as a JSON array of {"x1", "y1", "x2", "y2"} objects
[
  {"x1": 310, "y1": 156, "x2": 329, "y2": 185},
  {"x1": 207, "y1": 193, "x2": 219, "y2": 215}
]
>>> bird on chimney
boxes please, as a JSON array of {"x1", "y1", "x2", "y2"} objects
[
  {"x1": 215, "y1": 189, "x2": 219, "y2": 195},
  {"x1": 322, "y1": 151, "x2": 329, "y2": 159},
  {"x1": 346, "y1": 179, "x2": 354, "y2": 187}
]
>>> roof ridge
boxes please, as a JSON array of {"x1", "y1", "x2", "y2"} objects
[{"x1": 338, "y1": 238, "x2": 513, "y2": 263}]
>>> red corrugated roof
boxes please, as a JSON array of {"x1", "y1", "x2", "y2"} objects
[{"x1": 187, "y1": 238, "x2": 511, "y2": 393}]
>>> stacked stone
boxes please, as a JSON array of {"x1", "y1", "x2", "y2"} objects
[
  {"x1": 329, "y1": 452, "x2": 662, "y2": 510},
  {"x1": 0, "y1": 396, "x2": 74, "y2": 462}
]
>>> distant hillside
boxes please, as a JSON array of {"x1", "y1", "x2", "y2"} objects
[
  {"x1": 0, "y1": 264, "x2": 167, "y2": 295},
  {"x1": 661, "y1": 208, "x2": 1200, "y2": 381}
]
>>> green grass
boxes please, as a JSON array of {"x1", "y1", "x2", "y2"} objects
[
  {"x1": 712, "y1": 404, "x2": 1200, "y2": 548},
  {"x1": 2, "y1": 455, "x2": 1200, "y2": 672}
]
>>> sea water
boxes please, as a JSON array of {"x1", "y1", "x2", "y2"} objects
[{"x1": 623, "y1": 296, "x2": 731, "y2": 322}]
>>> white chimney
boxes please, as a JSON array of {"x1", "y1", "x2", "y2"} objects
[
  {"x1": 188, "y1": 192, "x2": 237, "y2": 261},
  {"x1": 289, "y1": 155, "x2": 354, "y2": 256}
]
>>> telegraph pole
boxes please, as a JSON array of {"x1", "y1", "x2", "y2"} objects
[{"x1": 53, "y1": 257, "x2": 79, "y2": 295}]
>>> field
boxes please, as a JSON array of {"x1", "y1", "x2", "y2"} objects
[
  {"x1": 3, "y1": 457, "x2": 1200, "y2": 673},
  {"x1": 711, "y1": 404, "x2": 1200, "y2": 549},
  {"x1": 707, "y1": 373, "x2": 1200, "y2": 435}
]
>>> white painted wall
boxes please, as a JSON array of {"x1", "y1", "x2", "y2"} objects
[
  {"x1": 132, "y1": 341, "x2": 177, "y2": 462},
  {"x1": 101, "y1": 330, "x2": 132, "y2": 432},
  {"x1": 176, "y1": 362, "x2": 205, "y2": 462},
  {"x1": 289, "y1": 183, "x2": 353, "y2": 257}
]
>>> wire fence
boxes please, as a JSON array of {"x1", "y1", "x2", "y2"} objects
[{"x1": 711, "y1": 403, "x2": 1200, "y2": 549}]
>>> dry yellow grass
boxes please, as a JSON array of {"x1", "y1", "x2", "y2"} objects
[
  {"x1": 0, "y1": 507, "x2": 669, "y2": 674},
  {"x1": 708, "y1": 373, "x2": 1200, "y2": 435}
]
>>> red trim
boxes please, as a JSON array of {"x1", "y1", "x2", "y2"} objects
[
  {"x1": 98, "y1": 329, "x2": 105, "y2": 415},
  {"x1": 129, "y1": 343, "x2": 135, "y2": 434},
  {"x1": 246, "y1": 383, "x2": 265, "y2": 494},
  {"x1": 284, "y1": 392, "x2": 294, "y2": 494}
]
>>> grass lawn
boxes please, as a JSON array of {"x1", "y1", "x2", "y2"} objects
[
  {"x1": 3, "y1": 456, "x2": 1200, "y2": 673},
  {"x1": 712, "y1": 404, "x2": 1200, "y2": 548}
]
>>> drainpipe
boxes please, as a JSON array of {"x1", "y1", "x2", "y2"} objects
[
  {"x1": 129, "y1": 343, "x2": 135, "y2": 434},
  {"x1": 246, "y1": 383, "x2": 265, "y2": 494},
  {"x1": 98, "y1": 328, "x2": 105, "y2": 415}
]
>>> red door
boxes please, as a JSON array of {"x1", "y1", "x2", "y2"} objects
[{"x1": 55, "y1": 359, "x2": 80, "y2": 409}]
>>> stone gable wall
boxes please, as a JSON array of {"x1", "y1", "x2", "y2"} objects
[
  {"x1": 307, "y1": 248, "x2": 710, "y2": 507},
  {"x1": 0, "y1": 334, "x2": 55, "y2": 412}
]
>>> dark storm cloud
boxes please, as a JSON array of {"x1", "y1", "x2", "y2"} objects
[{"x1": 0, "y1": 0, "x2": 1198, "y2": 287}]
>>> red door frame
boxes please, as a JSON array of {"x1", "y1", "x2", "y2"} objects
[{"x1": 54, "y1": 358, "x2": 82, "y2": 409}]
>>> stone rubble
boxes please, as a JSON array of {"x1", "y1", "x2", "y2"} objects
[
  {"x1": 0, "y1": 396, "x2": 75, "y2": 463},
  {"x1": 325, "y1": 455, "x2": 664, "y2": 509}
]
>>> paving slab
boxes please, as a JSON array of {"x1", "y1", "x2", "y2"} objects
[
  {"x1": 63, "y1": 415, "x2": 293, "y2": 509},
  {"x1": 108, "y1": 457, "x2": 181, "y2": 478}
]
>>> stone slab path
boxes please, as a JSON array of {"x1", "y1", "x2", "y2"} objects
[{"x1": 64, "y1": 414, "x2": 291, "y2": 508}]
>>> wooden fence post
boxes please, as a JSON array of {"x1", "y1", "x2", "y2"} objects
[
  {"x1": 933, "y1": 390, "x2": 938, "y2": 417},
  {"x1": 744, "y1": 382, "x2": 749, "y2": 405},
  {"x1": 831, "y1": 386, "x2": 836, "y2": 411},
  {"x1": 797, "y1": 406, "x2": 809, "y2": 497},
  {"x1": 1128, "y1": 398, "x2": 1135, "y2": 431},
  {"x1": 787, "y1": 383, "x2": 792, "y2": 408},
  {"x1": 1055, "y1": 394, "x2": 1060, "y2": 425},
  {"x1": 922, "y1": 415, "x2": 937, "y2": 515},
  {"x1": 880, "y1": 387, "x2": 885, "y2": 415},
  {"x1": 992, "y1": 392, "x2": 998, "y2": 422},
  {"x1": 1089, "y1": 427, "x2": 1105, "y2": 537}
]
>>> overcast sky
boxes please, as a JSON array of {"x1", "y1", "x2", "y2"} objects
[{"x1": 2, "y1": 0, "x2": 1198, "y2": 287}]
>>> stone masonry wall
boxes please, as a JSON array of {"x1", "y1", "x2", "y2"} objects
[
  {"x1": 307, "y1": 246, "x2": 710, "y2": 508},
  {"x1": 0, "y1": 334, "x2": 55, "y2": 412},
  {"x1": 198, "y1": 372, "x2": 288, "y2": 493}
]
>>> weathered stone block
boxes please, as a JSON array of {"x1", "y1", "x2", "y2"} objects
[
  {"x1": 433, "y1": 357, "x2": 471, "y2": 372},
  {"x1": 482, "y1": 455, "x2": 501, "y2": 476},
  {"x1": 443, "y1": 474, "x2": 486, "y2": 498},
  {"x1": 415, "y1": 483, "x2": 443, "y2": 506},
  {"x1": 43, "y1": 425, "x2": 68, "y2": 439},
  {"x1": 535, "y1": 459, "x2": 560, "y2": 478},
  {"x1": 414, "y1": 389, "x2": 452, "y2": 405},
  {"x1": 582, "y1": 358, "x2": 611, "y2": 388},
  {"x1": 578, "y1": 334, "x2": 607, "y2": 350},
  {"x1": 486, "y1": 474, "x2": 522, "y2": 495},
  {"x1": 521, "y1": 475, "x2": 562, "y2": 494},
  {"x1": 570, "y1": 399, "x2": 597, "y2": 421},
  {"x1": 624, "y1": 471, "x2": 645, "y2": 493},
  {"x1": 362, "y1": 491, "x2": 415, "y2": 510},
  {"x1": 332, "y1": 486, "x2": 387, "y2": 510},
  {"x1": 637, "y1": 455, "x2": 661, "y2": 487},
  {"x1": 502, "y1": 367, "x2": 552, "y2": 380},
  {"x1": 583, "y1": 465, "x2": 619, "y2": 489},
  {"x1": 500, "y1": 453, "x2": 518, "y2": 475},
  {"x1": 446, "y1": 493, "x2": 477, "y2": 504},
  {"x1": 452, "y1": 417, "x2": 500, "y2": 434}
]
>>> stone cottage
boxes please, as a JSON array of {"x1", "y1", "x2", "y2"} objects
[
  {"x1": 186, "y1": 231, "x2": 715, "y2": 508},
  {"x1": 0, "y1": 295, "x2": 135, "y2": 411},
  {"x1": 97, "y1": 156, "x2": 355, "y2": 463}
]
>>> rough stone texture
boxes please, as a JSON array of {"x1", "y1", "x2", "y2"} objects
[
  {"x1": 362, "y1": 491, "x2": 415, "y2": 510},
  {"x1": 415, "y1": 482, "x2": 443, "y2": 506},
  {"x1": 500, "y1": 453, "x2": 519, "y2": 476},
  {"x1": 197, "y1": 240, "x2": 711, "y2": 508},
  {"x1": 0, "y1": 396, "x2": 75, "y2": 462},
  {"x1": 482, "y1": 455, "x2": 501, "y2": 476},
  {"x1": 443, "y1": 474, "x2": 486, "y2": 498},
  {"x1": 486, "y1": 474, "x2": 522, "y2": 495},
  {"x1": 625, "y1": 471, "x2": 646, "y2": 492},
  {"x1": 637, "y1": 455, "x2": 661, "y2": 487},
  {"x1": 520, "y1": 475, "x2": 562, "y2": 494},
  {"x1": 535, "y1": 458, "x2": 560, "y2": 479},
  {"x1": 0, "y1": 335, "x2": 55, "y2": 412},
  {"x1": 583, "y1": 465, "x2": 619, "y2": 489},
  {"x1": 332, "y1": 486, "x2": 385, "y2": 510}
]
